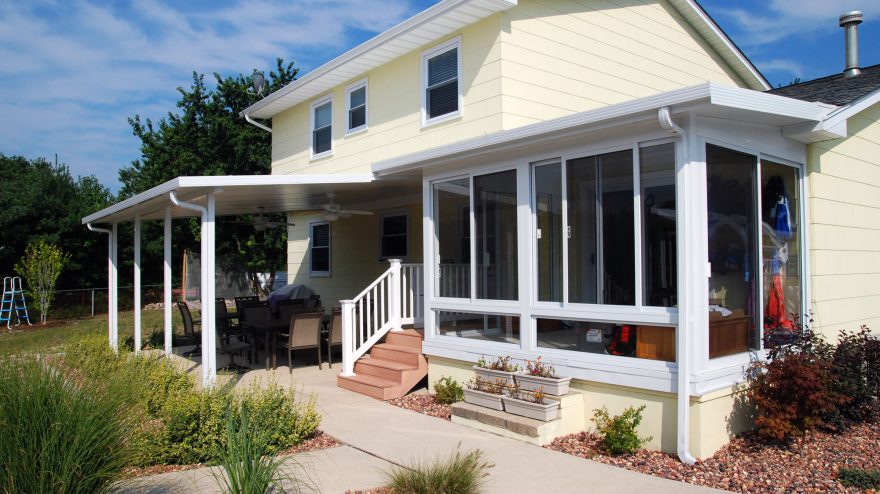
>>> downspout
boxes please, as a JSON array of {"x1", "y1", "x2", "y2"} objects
[
  {"x1": 244, "y1": 114, "x2": 272, "y2": 133},
  {"x1": 87, "y1": 222, "x2": 116, "y2": 351},
  {"x1": 658, "y1": 106, "x2": 698, "y2": 465}
]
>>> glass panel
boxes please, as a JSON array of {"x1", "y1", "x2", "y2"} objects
[
  {"x1": 383, "y1": 215, "x2": 407, "y2": 236},
  {"x1": 312, "y1": 223, "x2": 329, "y2": 247},
  {"x1": 382, "y1": 236, "x2": 407, "y2": 258},
  {"x1": 311, "y1": 247, "x2": 329, "y2": 273},
  {"x1": 567, "y1": 156, "x2": 598, "y2": 304},
  {"x1": 475, "y1": 170, "x2": 518, "y2": 301},
  {"x1": 601, "y1": 150, "x2": 634, "y2": 305},
  {"x1": 536, "y1": 318, "x2": 675, "y2": 361},
  {"x1": 706, "y1": 144, "x2": 759, "y2": 358},
  {"x1": 350, "y1": 86, "x2": 366, "y2": 108},
  {"x1": 640, "y1": 143, "x2": 677, "y2": 307},
  {"x1": 534, "y1": 162, "x2": 562, "y2": 302},
  {"x1": 437, "y1": 311, "x2": 520, "y2": 344},
  {"x1": 313, "y1": 127, "x2": 331, "y2": 155},
  {"x1": 349, "y1": 106, "x2": 366, "y2": 129},
  {"x1": 761, "y1": 161, "x2": 801, "y2": 334},
  {"x1": 428, "y1": 48, "x2": 458, "y2": 86},
  {"x1": 314, "y1": 102, "x2": 331, "y2": 129},
  {"x1": 434, "y1": 179, "x2": 470, "y2": 298},
  {"x1": 427, "y1": 80, "x2": 458, "y2": 118},
  {"x1": 311, "y1": 223, "x2": 330, "y2": 273}
]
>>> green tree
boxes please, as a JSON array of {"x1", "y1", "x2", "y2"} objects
[
  {"x1": 120, "y1": 59, "x2": 298, "y2": 296},
  {"x1": 0, "y1": 154, "x2": 113, "y2": 290},
  {"x1": 15, "y1": 240, "x2": 69, "y2": 324}
]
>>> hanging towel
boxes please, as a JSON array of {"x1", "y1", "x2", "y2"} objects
[
  {"x1": 765, "y1": 274, "x2": 794, "y2": 330},
  {"x1": 773, "y1": 196, "x2": 792, "y2": 241}
]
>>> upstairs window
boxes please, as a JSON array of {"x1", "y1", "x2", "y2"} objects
[
  {"x1": 311, "y1": 97, "x2": 332, "y2": 157},
  {"x1": 423, "y1": 39, "x2": 460, "y2": 124},
  {"x1": 309, "y1": 222, "x2": 331, "y2": 276},
  {"x1": 346, "y1": 80, "x2": 367, "y2": 133}
]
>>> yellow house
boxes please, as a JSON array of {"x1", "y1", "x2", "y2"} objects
[{"x1": 83, "y1": 1, "x2": 879, "y2": 462}]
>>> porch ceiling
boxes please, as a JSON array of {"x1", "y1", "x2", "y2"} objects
[{"x1": 82, "y1": 174, "x2": 422, "y2": 224}]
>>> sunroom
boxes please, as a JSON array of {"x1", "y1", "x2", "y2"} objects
[{"x1": 367, "y1": 84, "x2": 834, "y2": 446}]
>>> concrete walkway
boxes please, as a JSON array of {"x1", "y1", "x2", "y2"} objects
[{"x1": 125, "y1": 360, "x2": 728, "y2": 494}]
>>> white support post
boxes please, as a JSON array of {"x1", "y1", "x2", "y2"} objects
[
  {"x1": 110, "y1": 223, "x2": 119, "y2": 353},
  {"x1": 203, "y1": 191, "x2": 217, "y2": 386},
  {"x1": 164, "y1": 207, "x2": 173, "y2": 357},
  {"x1": 134, "y1": 216, "x2": 142, "y2": 355},
  {"x1": 87, "y1": 223, "x2": 113, "y2": 349},
  {"x1": 388, "y1": 259, "x2": 403, "y2": 331},
  {"x1": 340, "y1": 299, "x2": 356, "y2": 376}
]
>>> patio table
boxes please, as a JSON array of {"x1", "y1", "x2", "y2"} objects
[{"x1": 240, "y1": 319, "x2": 289, "y2": 369}]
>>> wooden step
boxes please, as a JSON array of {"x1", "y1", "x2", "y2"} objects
[
  {"x1": 371, "y1": 343, "x2": 421, "y2": 366},
  {"x1": 356, "y1": 357, "x2": 416, "y2": 381},
  {"x1": 385, "y1": 329, "x2": 423, "y2": 350},
  {"x1": 336, "y1": 374, "x2": 401, "y2": 400}
]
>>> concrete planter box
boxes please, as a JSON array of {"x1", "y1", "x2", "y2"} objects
[
  {"x1": 515, "y1": 374, "x2": 571, "y2": 396},
  {"x1": 473, "y1": 366, "x2": 518, "y2": 388},
  {"x1": 502, "y1": 396, "x2": 559, "y2": 422},
  {"x1": 463, "y1": 388, "x2": 505, "y2": 411}
]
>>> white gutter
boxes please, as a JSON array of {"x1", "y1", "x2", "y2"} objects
[
  {"x1": 87, "y1": 222, "x2": 118, "y2": 353},
  {"x1": 658, "y1": 107, "x2": 697, "y2": 465},
  {"x1": 244, "y1": 114, "x2": 272, "y2": 133}
]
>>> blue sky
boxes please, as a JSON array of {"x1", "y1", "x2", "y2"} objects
[{"x1": 1, "y1": 0, "x2": 877, "y2": 192}]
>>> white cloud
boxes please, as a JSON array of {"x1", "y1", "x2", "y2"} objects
[
  {"x1": 755, "y1": 59, "x2": 805, "y2": 79},
  {"x1": 0, "y1": 0, "x2": 417, "y2": 189}
]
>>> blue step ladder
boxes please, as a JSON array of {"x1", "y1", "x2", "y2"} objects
[{"x1": 1, "y1": 277, "x2": 32, "y2": 329}]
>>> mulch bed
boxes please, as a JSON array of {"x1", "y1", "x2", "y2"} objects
[
  {"x1": 547, "y1": 421, "x2": 880, "y2": 493},
  {"x1": 388, "y1": 393, "x2": 451, "y2": 420},
  {"x1": 122, "y1": 431, "x2": 341, "y2": 478}
]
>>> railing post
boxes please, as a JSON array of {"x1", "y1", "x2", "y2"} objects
[
  {"x1": 388, "y1": 259, "x2": 403, "y2": 331},
  {"x1": 340, "y1": 299, "x2": 356, "y2": 376}
]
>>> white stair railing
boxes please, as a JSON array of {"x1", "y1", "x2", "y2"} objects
[{"x1": 400, "y1": 263, "x2": 424, "y2": 327}]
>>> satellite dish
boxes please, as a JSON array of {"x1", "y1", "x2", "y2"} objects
[{"x1": 252, "y1": 71, "x2": 267, "y2": 95}]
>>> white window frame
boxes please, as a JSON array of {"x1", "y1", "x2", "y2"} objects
[
  {"x1": 345, "y1": 79, "x2": 368, "y2": 135},
  {"x1": 309, "y1": 221, "x2": 331, "y2": 277},
  {"x1": 379, "y1": 210, "x2": 408, "y2": 261},
  {"x1": 421, "y1": 36, "x2": 462, "y2": 128},
  {"x1": 310, "y1": 95, "x2": 333, "y2": 160}
]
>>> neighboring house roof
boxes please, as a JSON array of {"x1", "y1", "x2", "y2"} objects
[
  {"x1": 768, "y1": 64, "x2": 880, "y2": 106},
  {"x1": 242, "y1": 0, "x2": 769, "y2": 120}
]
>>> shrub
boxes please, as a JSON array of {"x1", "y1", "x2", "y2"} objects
[
  {"x1": 837, "y1": 468, "x2": 880, "y2": 489},
  {"x1": 0, "y1": 358, "x2": 132, "y2": 493},
  {"x1": 212, "y1": 404, "x2": 301, "y2": 494},
  {"x1": 434, "y1": 377, "x2": 464, "y2": 404},
  {"x1": 592, "y1": 406, "x2": 652, "y2": 456},
  {"x1": 833, "y1": 326, "x2": 880, "y2": 420},
  {"x1": 747, "y1": 323, "x2": 848, "y2": 442},
  {"x1": 386, "y1": 448, "x2": 492, "y2": 494}
]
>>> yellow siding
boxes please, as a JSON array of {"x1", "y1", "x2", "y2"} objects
[
  {"x1": 498, "y1": 0, "x2": 745, "y2": 128},
  {"x1": 286, "y1": 203, "x2": 423, "y2": 306},
  {"x1": 271, "y1": 14, "x2": 505, "y2": 175},
  {"x1": 808, "y1": 102, "x2": 880, "y2": 338}
]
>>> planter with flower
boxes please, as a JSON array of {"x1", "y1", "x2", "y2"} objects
[
  {"x1": 473, "y1": 355, "x2": 521, "y2": 387},
  {"x1": 516, "y1": 357, "x2": 571, "y2": 396},
  {"x1": 501, "y1": 384, "x2": 559, "y2": 422},
  {"x1": 463, "y1": 376, "x2": 506, "y2": 411}
]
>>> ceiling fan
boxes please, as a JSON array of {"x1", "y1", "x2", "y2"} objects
[
  {"x1": 321, "y1": 193, "x2": 373, "y2": 221},
  {"x1": 229, "y1": 207, "x2": 295, "y2": 232}
]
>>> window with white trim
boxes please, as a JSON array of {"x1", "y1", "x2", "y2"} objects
[
  {"x1": 309, "y1": 222, "x2": 331, "y2": 276},
  {"x1": 380, "y1": 212, "x2": 407, "y2": 260},
  {"x1": 422, "y1": 39, "x2": 460, "y2": 124},
  {"x1": 311, "y1": 97, "x2": 332, "y2": 157},
  {"x1": 346, "y1": 80, "x2": 367, "y2": 133}
]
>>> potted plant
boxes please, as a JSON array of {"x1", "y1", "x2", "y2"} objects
[
  {"x1": 501, "y1": 385, "x2": 559, "y2": 422},
  {"x1": 516, "y1": 357, "x2": 571, "y2": 396},
  {"x1": 473, "y1": 355, "x2": 520, "y2": 387},
  {"x1": 463, "y1": 376, "x2": 505, "y2": 411}
]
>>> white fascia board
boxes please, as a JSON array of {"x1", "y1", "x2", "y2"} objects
[
  {"x1": 82, "y1": 173, "x2": 375, "y2": 224},
  {"x1": 668, "y1": 0, "x2": 770, "y2": 91},
  {"x1": 816, "y1": 87, "x2": 880, "y2": 137},
  {"x1": 242, "y1": 0, "x2": 516, "y2": 120},
  {"x1": 373, "y1": 83, "x2": 828, "y2": 175}
]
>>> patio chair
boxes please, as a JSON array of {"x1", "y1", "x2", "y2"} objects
[
  {"x1": 276, "y1": 298, "x2": 306, "y2": 324},
  {"x1": 277, "y1": 311, "x2": 324, "y2": 372},
  {"x1": 305, "y1": 294, "x2": 322, "y2": 311},
  {"x1": 325, "y1": 306, "x2": 343, "y2": 368},
  {"x1": 216, "y1": 298, "x2": 246, "y2": 343},
  {"x1": 234, "y1": 296, "x2": 260, "y2": 320},
  {"x1": 176, "y1": 301, "x2": 201, "y2": 357},
  {"x1": 215, "y1": 318, "x2": 253, "y2": 371}
]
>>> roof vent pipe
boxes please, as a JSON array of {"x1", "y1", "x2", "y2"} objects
[{"x1": 840, "y1": 11, "x2": 864, "y2": 78}]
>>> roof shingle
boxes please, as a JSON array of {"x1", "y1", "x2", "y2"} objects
[{"x1": 767, "y1": 64, "x2": 880, "y2": 106}]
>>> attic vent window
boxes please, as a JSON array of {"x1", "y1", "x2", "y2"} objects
[{"x1": 422, "y1": 38, "x2": 461, "y2": 125}]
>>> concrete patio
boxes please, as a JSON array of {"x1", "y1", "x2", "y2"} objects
[{"x1": 123, "y1": 356, "x2": 729, "y2": 494}]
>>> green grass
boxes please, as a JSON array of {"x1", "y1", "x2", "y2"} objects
[
  {"x1": 0, "y1": 309, "x2": 189, "y2": 357},
  {"x1": 386, "y1": 448, "x2": 492, "y2": 494},
  {"x1": 0, "y1": 358, "x2": 133, "y2": 493}
]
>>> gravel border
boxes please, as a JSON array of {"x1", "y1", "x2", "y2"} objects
[
  {"x1": 547, "y1": 422, "x2": 880, "y2": 493},
  {"x1": 388, "y1": 393, "x2": 452, "y2": 420}
]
